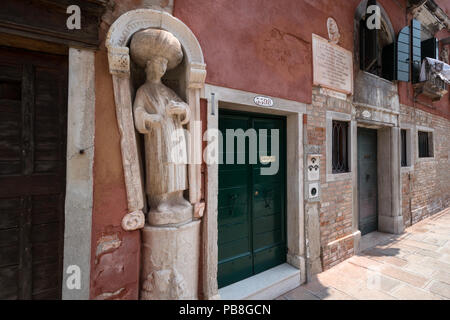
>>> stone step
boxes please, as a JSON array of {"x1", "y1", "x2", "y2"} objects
[{"x1": 218, "y1": 263, "x2": 301, "y2": 300}]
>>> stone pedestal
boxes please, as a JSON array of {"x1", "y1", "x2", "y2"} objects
[{"x1": 141, "y1": 220, "x2": 200, "y2": 299}]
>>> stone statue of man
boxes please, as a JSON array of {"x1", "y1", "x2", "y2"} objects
[{"x1": 130, "y1": 29, "x2": 192, "y2": 225}]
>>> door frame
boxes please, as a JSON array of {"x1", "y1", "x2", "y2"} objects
[
  {"x1": 202, "y1": 84, "x2": 307, "y2": 299},
  {"x1": 355, "y1": 121, "x2": 403, "y2": 239},
  {"x1": 0, "y1": 36, "x2": 95, "y2": 299},
  {"x1": 217, "y1": 109, "x2": 288, "y2": 287},
  {"x1": 62, "y1": 48, "x2": 95, "y2": 300}
]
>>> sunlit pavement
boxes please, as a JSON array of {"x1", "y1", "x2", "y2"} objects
[{"x1": 278, "y1": 207, "x2": 450, "y2": 300}]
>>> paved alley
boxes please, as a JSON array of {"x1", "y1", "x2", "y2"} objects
[{"x1": 278, "y1": 208, "x2": 450, "y2": 300}]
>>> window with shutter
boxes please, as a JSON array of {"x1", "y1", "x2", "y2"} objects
[
  {"x1": 421, "y1": 37, "x2": 439, "y2": 60},
  {"x1": 382, "y1": 42, "x2": 396, "y2": 80},
  {"x1": 360, "y1": 0, "x2": 380, "y2": 75},
  {"x1": 397, "y1": 25, "x2": 410, "y2": 82},
  {"x1": 360, "y1": 27, "x2": 378, "y2": 73},
  {"x1": 411, "y1": 19, "x2": 422, "y2": 83},
  {"x1": 358, "y1": 0, "x2": 397, "y2": 81}
]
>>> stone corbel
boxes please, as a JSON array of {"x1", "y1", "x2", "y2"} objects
[
  {"x1": 107, "y1": 46, "x2": 130, "y2": 76},
  {"x1": 105, "y1": 9, "x2": 206, "y2": 230},
  {"x1": 187, "y1": 62, "x2": 207, "y2": 89}
]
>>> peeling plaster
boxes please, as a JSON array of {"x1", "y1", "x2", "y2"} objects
[
  {"x1": 94, "y1": 287, "x2": 126, "y2": 300},
  {"x1": 95, "y1": 233, "x2": 122, "y2": 264}
]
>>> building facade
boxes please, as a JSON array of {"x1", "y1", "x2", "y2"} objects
[{"x1": 0, "y1": 0, "x2": 449, "y2": 300}]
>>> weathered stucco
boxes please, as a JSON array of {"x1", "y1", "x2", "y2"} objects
[
  {"x1": 174, "y1": 0, "x2": 449, "y2": 120},
  {"x1": 175, "y1": 0, "x2": 354, "y2": 104},
  {"x1": 91, "y1": 48, "x2": 141, "y2": 300}
]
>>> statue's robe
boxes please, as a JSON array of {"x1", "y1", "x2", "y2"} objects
[{"x1": 133, "y1": 82, "x2": 188, "y2": 197}]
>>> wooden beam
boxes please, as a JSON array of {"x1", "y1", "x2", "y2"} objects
[{"x1": 0, "y1": 0, "x2": 107, "y2": 49}]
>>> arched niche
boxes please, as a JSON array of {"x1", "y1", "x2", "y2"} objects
[{"x1": 105, "y1": 9, "x2": 206, "y2": 231}]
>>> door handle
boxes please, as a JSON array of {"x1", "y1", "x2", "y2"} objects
[{"x1": 366, "y1": 174, "x2": 370, "y2": 181}]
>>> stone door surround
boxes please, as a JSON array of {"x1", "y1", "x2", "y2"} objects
[
  {"x1": 354, "y1": 104, "x2": 404, "y2": 238},
  {"x1": 203, "y1": 84, "x2": 307, "y2": 299}
]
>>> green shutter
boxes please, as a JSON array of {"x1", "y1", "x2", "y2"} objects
[
  {"x1": 397, "y1": 25, "x2": 410, "y2": 82},
  {"x1": 411, "y1": 19, "x2": 421, "y2": 83},
  {"x1": 421, "y1": 37, "x2": 439, "y2": 60}
]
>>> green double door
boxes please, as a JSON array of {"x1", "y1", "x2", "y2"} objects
[{"x1": 218, "y1": 110, "x2": 286, "y2": 288}]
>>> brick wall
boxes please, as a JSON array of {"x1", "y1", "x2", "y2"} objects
[
  {"x1": 309, "y1": 96, "x2": 450, "y2": 271},
  {"x1": 308, "y1": 88, "x2": 355, "y2": 270},
  {"x1": 400, "y1": 104, "x2": 450, "y2": 226}
]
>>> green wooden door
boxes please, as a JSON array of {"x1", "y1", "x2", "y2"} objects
[
  {"x1": 218, "y1": 110, "x2": 286, "y2": 288},
  {"x1": 357, "y1": 127, "x2": 378, "y2": 235}
]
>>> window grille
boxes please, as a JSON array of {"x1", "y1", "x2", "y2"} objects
[
  {"x1": 418, "y1": 131, "x2": 431, "y2": 158},
  {"x1": 401, "y1": 129, "x2": 407, "y2": 166},
  {"x1": 332, "y1": 120, "x2": 349, "y2": 173}
]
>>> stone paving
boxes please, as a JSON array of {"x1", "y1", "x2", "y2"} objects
[{"x1": 278, "y1": 207, "x2": 450, "y2": 300}]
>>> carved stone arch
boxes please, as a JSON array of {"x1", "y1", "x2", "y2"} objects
[
  {"x1": 106, "y1": 9, "x2": 206, "y2": 81},
  {"x1": 106, "y1": 9, "x2": 206, "y2": 230}
]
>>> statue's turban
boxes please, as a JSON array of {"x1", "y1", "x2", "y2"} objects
[{"x1": 130, "y1": 29, "x2": 183, "y2": 70}]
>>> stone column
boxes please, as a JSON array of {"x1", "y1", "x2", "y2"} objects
[
  {"x1": 63, "y1": 48, "x2": 95, "y2": 300},
  {"x1": 390, "y1": 126, "x2": 404, "y2": 233},
  {"x1": 378, "y1": 126, "x2": 404, "y2": 234}
]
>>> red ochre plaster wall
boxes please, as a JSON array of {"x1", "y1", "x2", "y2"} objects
[
  {"x1": 174, "y1": 0, "x2": 449, "y2": 119},
  {"x1": 174, "y1": 0, "x2": 353, "y2": 104},
  {"x1": 90, "y1": 48, "x2": 141, "y2": 300},
  {"x1": 172, "y1": 0, "x2": 383, "y2": 104}
]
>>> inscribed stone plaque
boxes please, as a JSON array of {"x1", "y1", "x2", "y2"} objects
[{"x1": 312, "y1": 34, "x2": 353, "y2": 94}]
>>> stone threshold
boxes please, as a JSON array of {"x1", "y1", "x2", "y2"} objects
[
  {"x1": 218, "y1": 263, "x2": 301, "y2": 300},
  {"x1": 359, "y1": 231, "x2": 406, "y2": 252}
]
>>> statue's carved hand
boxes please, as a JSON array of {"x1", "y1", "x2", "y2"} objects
[
  {"x1": 144, "y1": 113, "x2": 163, "y2": 129},
  {"x1": 167, "y1": 101, "x2": 190, "y2": 125}
]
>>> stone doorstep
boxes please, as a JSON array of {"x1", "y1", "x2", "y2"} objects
[
  {"x1": 359, "y1": 231, "x2": 400, "y2": 252},
  {"x1": 218, "y1": 263, "x2": 301, "y2": 300}
]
